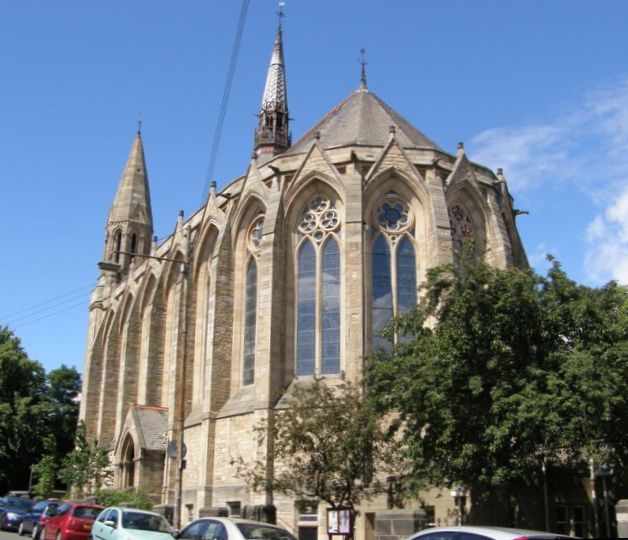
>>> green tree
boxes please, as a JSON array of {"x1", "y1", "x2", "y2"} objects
[
  {"x1": 238, "y1": 378, "x2": 399, "y2": 508},
  {"x1": 237, "y1": 377, "x2": 402, "y2": 511},
  {"x1": 45, "y1": 365, "x2": 81, "y2": 457},
  {"x1": 0, "y1": 326, "x2": 52, "y2": 494},
  {"x1": 32, "y1": 436, "x2": 58, "y2": 498},
  {"x1": 59, "y1": 422, "x2": 111, "y2": 497},
  {"x1": 367, "y1": 258, "x2": 628, "y2": 499}
]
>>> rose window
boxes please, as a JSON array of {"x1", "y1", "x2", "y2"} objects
[
  {"x1": 375, "y1": 198, "x2": 412, "y2": 234},
  {"x1": 248, "y1": 217, "x2": 265, "y2": 252}
]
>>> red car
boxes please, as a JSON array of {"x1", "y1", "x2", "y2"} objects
[{"x1": 43, "y1": 502, "x2": 104, "y2": 540}]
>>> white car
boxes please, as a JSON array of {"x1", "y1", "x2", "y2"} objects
[
  {"x1": 406, "y1": 526, "x2": 579, "y2": 540},
  {"x1": 176, "y1": 517, "x2": 296, "y2": 540},
  {"x1": 92, "y1": 507, "x2": 174, "y2": 540}
]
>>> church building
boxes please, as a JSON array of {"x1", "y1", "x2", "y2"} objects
[{"x1": 80, "y1": 15, "x2": 530, "y2": 539}]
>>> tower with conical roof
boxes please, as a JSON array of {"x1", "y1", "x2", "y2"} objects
[
  {"x1": 100, "y1": 129, "x2": 153, "y2": 274},
  {"x1": 254, "y1": 10, "x2": 290, "y2": 158}
]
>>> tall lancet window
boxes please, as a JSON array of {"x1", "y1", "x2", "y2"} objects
[
  {"x1": 296, "y1": 196, "x2": 342, "y2": 376},
  {"x1": 371, "y1": 194, "x2": 417, "y2": 350},
  {"x1": 243, "y1": 217, "x2": 264, "y2": 385}
]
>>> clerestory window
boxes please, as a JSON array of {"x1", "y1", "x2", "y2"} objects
[
  {"x1": 295, "y1": 196, "x2": 342, "y2": 376},
  {"x1": 371, "y1": 194, "x2": 417, "y2": 350}
]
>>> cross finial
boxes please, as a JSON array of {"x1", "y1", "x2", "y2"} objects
[
  {"x1": 358, "y1": 48, "x2": 368, "y2": 90},
  {"x1": 277, "y1": 1, "x2": 286, "y2": 28},
  {"x1": 137, "y1": 113, "x2": 142, "y2": 135}
]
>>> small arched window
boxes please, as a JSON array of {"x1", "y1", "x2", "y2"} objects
[
  {"x1": 371, "y1": 194, "x2": 417, "y2": 350},
  {"x1": 295, "y1": 196, "x2": 342, "y2": 376},
  {"x1": 113, "y1": 230, "x2": 122, "y2": 263},
  {"x1": 242, "y1": 216, "x2": 264, "y2": 385}
]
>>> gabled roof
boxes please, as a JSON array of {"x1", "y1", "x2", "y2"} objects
[
  {"x1": 287, "y1": 88, "x2": 440, "y2": 155},
  {"x1": 134, "y1": 405, "x2": 168, "y2": 451}
]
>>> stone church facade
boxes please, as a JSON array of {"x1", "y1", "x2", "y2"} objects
[{"x1": 80, "y1": 18, "x2": 533, "y2": 540}]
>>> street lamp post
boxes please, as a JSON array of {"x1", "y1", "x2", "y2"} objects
[{"x1": 450, "y1": 485, "x2": 466, "y2": 526}]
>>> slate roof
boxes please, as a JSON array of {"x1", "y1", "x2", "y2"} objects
[
  {"x1": 287, "y1": 88, "x2": 440, "y2": 155},
  {"x1": 135, "y1": 405, "x2": 168, "y2": 451}
]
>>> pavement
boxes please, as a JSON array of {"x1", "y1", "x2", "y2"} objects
[{"x1": 0, "y1": 530, "x2": 21, "y2": 540}]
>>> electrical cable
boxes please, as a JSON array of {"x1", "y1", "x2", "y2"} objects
[
  {"x1": 0, "y1": 283, "x2": 93, "y2": 321},
  {"x1": 202, "y1": 0, "x2": 251, "y2": 199}
]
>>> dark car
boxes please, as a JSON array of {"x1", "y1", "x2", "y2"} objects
[
  {"x1": 0, "y1": 496, "x2": 35, "y2": 531},
  {"x1": 19, "y1": 500, "x2": 61, "y2": 539}
]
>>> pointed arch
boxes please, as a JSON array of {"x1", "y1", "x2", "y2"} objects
[{"x1": 446, "y1": 182, "x2": 489, "y2": 262}]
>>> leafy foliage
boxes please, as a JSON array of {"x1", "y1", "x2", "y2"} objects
[
  {"x1": 59, "y1": 422, "x2": 111, "y2": 497},
  {"x1": 367, "y1": 257, "x2": 628, "y2": 494},
  {"x1": 236, "y1": 377, "x2": 403, "y2": 509},
  {"x1": 32, "y1": 436, "x2": 59, "y2": 498},
  {"x1": 96, "y1": 488, "x2": 153, "y2": 510},
  {"x1": 0, "y1": 326, "x2": 50, "y2": 494}
]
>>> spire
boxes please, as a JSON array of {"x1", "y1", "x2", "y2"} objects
[
  {"x1": 254, "y1": 6, "x2": 291, "y2": 157},
  {"x1": 359, "y1": 48, "x2": 368, "y2": 91},
  {"x1": 100, "y1": 131, "x2": 154, "y2": 273}
]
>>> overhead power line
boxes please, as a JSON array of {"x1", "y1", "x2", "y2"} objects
[
  {"x1": 202, "y1": 0, "x2": 251, "y2": 199},
  {"x1": 1, "y1": 283, "x2": 93, "y2": 321}
]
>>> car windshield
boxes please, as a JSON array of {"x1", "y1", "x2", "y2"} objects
[
  {"x1": 33, "y1": 502, "x2": 49, "y2": 512},
  {"x1": 122, "y1": 511, "x2": 171, "y2": 533},
  {"x1": 73, "y1": 507, "x2": 102, "y2": 519},
  {"x1": 235, "y1": 524, "x2": 297, "y2": 540},
  {"x1": 2, "y1": 498, "x2": 34, "y2": 512}
]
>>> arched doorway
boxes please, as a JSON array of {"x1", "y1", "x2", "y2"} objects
[{"x1": 120, "y1": 434, "x2": 135, "y2": 488}]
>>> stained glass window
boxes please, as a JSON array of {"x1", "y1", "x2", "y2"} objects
[
  {"x1": 295, "y1": 195, "x2": 342, "y2": 375},
  {"x1": 296, "y1": 240, "x2": 316, "y2": 375},
  {"x1": 371, "y1": 194, "x2": 417, "y2": 349},
  {"x1": 243, "y1": 258, "x2": 257, "y2": 385},
  {"x1": 321, "y1": 238, "x2": 340, "y2": 374}
]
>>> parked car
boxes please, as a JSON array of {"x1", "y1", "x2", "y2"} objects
[
  {"x1": 0, "y1": 496, "x2": 35, "y2": 531},
  {"x1": 176, "y1": 517, "x2": 297, "y2": 540},
  {"x1": 405, "y1": 525, "x2": 579, "y2": 540},
  {"x1": 43, "y1": 502, "x2": 104, "y2": 540},
  {"x1": 19, "y1": 500, "x2": 61, "y2": 539},
  {"x1": 91, "y1": 507, "x2": 173, "y2": 540}
]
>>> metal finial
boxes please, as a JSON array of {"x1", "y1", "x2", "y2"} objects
[
  {"x1": 277, "y1": 1, "x2": 286, "y2": 28},
  {"x1": 137, "y1": 113, "x2": 143, "y2": 135},
  {"x1": 358, "y1": 48, "x2": 368, "y2": 90}
]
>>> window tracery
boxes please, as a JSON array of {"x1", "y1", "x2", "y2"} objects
[
  {"x1": 449, "y1": 204, "x2": 475, "y2": 250},
  {"x1": 295, "y1": 196, "x2": 341, "y2": 376},
  {"x1": 243, "y1": 216, "x2": 264, "y2": 386},
  {"x1": 370, "y1": 194, "x2": 417, "y2": 350}
]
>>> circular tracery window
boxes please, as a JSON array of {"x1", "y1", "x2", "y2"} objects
[
  {"x1": 248, "y1": 216, "x2": 265, "y2": 252},
  {"x1": 374, "y1": 198, "x2": 412, "y2": 234},
  {"x1": 298, "y1": 196, "x2": 340, "y2": 240}
]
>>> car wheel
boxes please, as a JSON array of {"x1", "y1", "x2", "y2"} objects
[
  {"x1": 32, "y1": 526, "x2": 39, "y2": 540},
  {"x1": 19, "y1": 522, "x2": 25, "y2": 535}
]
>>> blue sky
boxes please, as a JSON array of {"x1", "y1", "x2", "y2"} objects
[{"x1": 2, "y1": 1, "x2": 628, "y2": 374}]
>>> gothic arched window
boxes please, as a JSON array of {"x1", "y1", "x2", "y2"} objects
[
  {"x1": 449, "y1": 203, "x2": 481, "y2": 263},
  {"x1": 296, "y1": 196, "x2": 342, "y2": 376},
  {"x1": 371, "y1": 195, "x2": 417, "y2": 350},
  {"x1": 242, "y1": 216, "x2": 264, "y2": 385}
]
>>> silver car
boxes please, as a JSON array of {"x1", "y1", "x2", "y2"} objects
[
  {"x1": 176, "y1": 518, "x2": 296, "y2": 540},
  {"x1": 406, "y1": 526, "x2": 579, "y2": 540}
]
